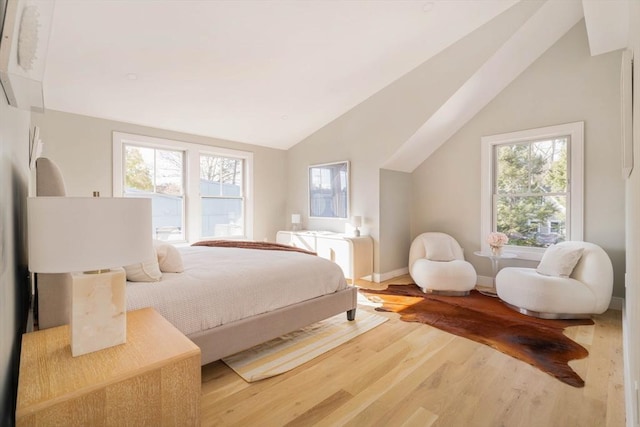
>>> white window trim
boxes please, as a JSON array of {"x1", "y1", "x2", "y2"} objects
[
  {"x1": 480, "y1": 121, "x2": 583, "y2": 261},
  {"x1": 113, "y1": 131, "x2": 254, "y2": 243}
]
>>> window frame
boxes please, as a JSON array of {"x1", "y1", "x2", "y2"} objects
[
  {"x1": 480, "y1": 122, "x2": 583, "y2": 261},
  {"x1": 113, "y1": 132, "x2": 254, "y2": 243}
]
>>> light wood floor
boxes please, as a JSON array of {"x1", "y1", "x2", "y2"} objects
[{"x1": 200, "y1": 275, "x2": 625, "y2": 426}]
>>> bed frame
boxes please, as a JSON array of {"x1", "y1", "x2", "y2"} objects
[
  {"x1": 191, "y1": 287, "x2": 356, "y2": 364},
  {"x1": 34, "y1": 157, "x2": 358, "y2": 364},
  {"x1": 36, "y1": 274, "x2": 358, "y2": 365}
]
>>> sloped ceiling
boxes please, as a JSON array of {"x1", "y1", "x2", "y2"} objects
[
  {"x1": 383, "y1": 0, "x2": 585, "y2": 172},
  {"x1": 40, "y1": 0, "x2": 630, "y2": 171},
  {"x1": 384, "y1": 0, "x2": 631, "y2": 172},
  {"x1": 43, "y1": 0, "x2": 516, "y2": 149},
  {"x1": 582, "y1": 0, "x2": 630, "y2": 56}
]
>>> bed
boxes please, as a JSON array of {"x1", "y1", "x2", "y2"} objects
[{"x1": 34, "y1": 157, "x2": 357, "y2": 365}]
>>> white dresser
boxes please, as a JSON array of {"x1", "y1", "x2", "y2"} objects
[{"x1": 276, "y1": 231, "x2": 373, "y2": 281}]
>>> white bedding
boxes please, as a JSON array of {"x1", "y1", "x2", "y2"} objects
[{"x1": 126, "y1": 246, "x2": 348, "y2": 336}]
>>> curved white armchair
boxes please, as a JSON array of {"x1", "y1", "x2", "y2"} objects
[
  {"x1": 496, "y1": 241, "x2": 613, "y2": 319},
  {"x1": 409, "y1": 232, "x2": 477, "y2": 296}
]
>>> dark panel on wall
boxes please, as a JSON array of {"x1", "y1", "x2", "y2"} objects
[
  {"x1": 0, "y1": 161, "x2": 29, "y2": 427},
  {"x1": 0, "y1": 0, "x2": 30, "y2": 420}
]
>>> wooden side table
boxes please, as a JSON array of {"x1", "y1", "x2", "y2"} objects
[{"x1": 16, "y1": 308, "x2": 201, "y2": 426}]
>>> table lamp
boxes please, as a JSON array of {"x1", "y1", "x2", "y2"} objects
[
  {"x1": 27, "y1": 196, "x2": 153, "y2": 356},
  {"x1": 351, "y1": 216, "x2": 362, "y2": 237},
  {"x1": 291, "y1": 213, "x2": 301, "y2": 231}
]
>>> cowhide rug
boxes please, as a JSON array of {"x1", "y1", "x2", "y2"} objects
[{"x1": 359, "y1": 284, "x2": 594, "y2": 387}]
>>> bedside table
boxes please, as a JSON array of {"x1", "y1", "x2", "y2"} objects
[{"x1": 16, "y1": 308, "x2": 201, "y2": 426}]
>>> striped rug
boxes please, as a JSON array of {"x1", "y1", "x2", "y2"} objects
[{"x1": 222, "y1": 309, "x2": 388, "y2": 382}]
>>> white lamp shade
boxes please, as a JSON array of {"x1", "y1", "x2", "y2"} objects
[
  {"x1": 351, "y1": 216, "x2": 362, "y2": 228},
  {"x1": 291, "y1": 214, "x2": 301, "y2": 224},
  {"x1": 28, "y1": 197, "x2": 153, "y2": 273}
]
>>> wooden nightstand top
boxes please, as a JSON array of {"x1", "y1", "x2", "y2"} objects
[{"x1": 16, "y1": 308, "x2": 201, "y2": 417}]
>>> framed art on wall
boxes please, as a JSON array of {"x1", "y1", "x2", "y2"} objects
[{"x1": 309, "y1": 161, "x2": 349, "y2": 219}]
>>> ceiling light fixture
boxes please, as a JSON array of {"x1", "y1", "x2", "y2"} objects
[
  {"x1": 423, "y1": 2, "x2": 435, "y2": 13},
  {"x1": 126, "y1": 73, "x2": 138, "y2": 80}
]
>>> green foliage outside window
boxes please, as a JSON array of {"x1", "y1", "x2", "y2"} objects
[
  {"x1": 495, "y1": 138, "x2": 568, "y2": 247},
  {"x1": 124, "y1": 146, "x2": 183, "y2": 195},
  {"x1": 125, "y1": 146, "x2": 153, "y2": 191}
]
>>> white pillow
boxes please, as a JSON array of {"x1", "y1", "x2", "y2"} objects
[
  {"x1": 536, "y1": 245, "x2": 584, "y2": 277},
  {"x1": 154, "y1": 241, "x2": 184, "y2": 273},
  {"x1": 424, "y1": 235, "x2": 455, "y2": 262},
  {"x1": 124, "y1": 258, "x2": 162, "y2": 282}
]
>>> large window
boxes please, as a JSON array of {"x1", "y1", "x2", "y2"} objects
[
  {"x1": 113, "y1": 132, "x2": 253, "y2": 242},
  {"x1": 481, "y1": 122, "x2": 583, "y2": 260},
  {"x1": 200, "y1": 154, "x2": 244, "y2": 238},
  {"x1": 123, "y1": 145, "x2": 185, "y2": 241}
]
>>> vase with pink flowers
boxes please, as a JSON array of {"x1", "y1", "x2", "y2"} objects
[{"x1": 487, "y1": 232, "x2": 509, "y2": 256}]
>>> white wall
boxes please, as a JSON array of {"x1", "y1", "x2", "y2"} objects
[
  {"x1": 624, "y1": 1, "x2": 640, "y2": 425},
  {"x1": 412, "y1": 20, "x2": 626, "y2": 297},
  {"x1": 31, "y1": 110, "x2": 288, "y2": 242},
  {"x1": 379, "y1": 169, "x2": 412, "y2": 276},
  {"x1": 0, "y1": 94, "x2": 31, "y2": 424},
  {"x1": 286, "y1": 1, "x2": 541, "y2": 275}
]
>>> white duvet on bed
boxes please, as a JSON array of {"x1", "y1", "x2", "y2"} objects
[{"x1": 126, "y1": 246, "x2": 348, "y2": 336}]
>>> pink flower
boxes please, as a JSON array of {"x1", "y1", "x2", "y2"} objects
[{"x1": 487, "y1": 232, "x2": 508, "y2": 247}]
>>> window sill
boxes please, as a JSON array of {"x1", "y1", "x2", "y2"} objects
[{"x1": 502, "y1": 245, "x2": 544, "y2": 262}]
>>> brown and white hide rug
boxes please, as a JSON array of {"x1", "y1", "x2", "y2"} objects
[{"x1": 359, "y1": 285, "x2": 594, "y2": 387}]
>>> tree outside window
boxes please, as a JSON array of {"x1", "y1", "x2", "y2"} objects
[
  {"x1": 494, "y1": 137, "x2": 568, "y2": 248},
  {"x1": 124, "y1": 145, "x2": 185, "y2": 241}
]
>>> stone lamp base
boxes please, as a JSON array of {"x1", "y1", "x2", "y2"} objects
[{"x1": 70, "y1": 268, "x2": 126, "y2": 357}]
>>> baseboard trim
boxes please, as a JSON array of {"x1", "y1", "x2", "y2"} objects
[
  {"x1": 477, "y1": 276, "x2": 623, "y2": 311},
  {"x1": 622, "y1": 306, "x2": 638, "y2": 427},
  {"x1": 374, "y1": 267, "x2": 409, "y2": 283},
  {"x1": 477, "y1": 275, "x2": 493, "y2": 287},
  {"x1": 609, "y1": 296, "x2": 624, "y2": 311}
]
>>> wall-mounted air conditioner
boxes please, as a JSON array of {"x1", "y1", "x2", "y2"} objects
[{"x1": 0, "y1": 0, "x2": 54, "y2": 112}]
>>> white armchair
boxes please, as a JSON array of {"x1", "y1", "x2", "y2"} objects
[
  {"x1": 409, "y1": 232, "x2": 477, "y2": 296},
  {"x1": 496, "y1": 241, "x2": 613, "y2": 319}
]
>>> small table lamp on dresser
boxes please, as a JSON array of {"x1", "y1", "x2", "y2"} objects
[
  {"x1": 27, "y1": 196, "x2": 152, "y2": 356},
  {"x1": 350, "y1": 216, "x2": 362, "y2": 237}
]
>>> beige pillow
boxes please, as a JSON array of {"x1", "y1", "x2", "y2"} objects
[
  {"x1": 124, "y1": 259, "x2": 162, "y2": 282},
  {"x1": 424, "y1": 235, "x2": 455, "y2": 262},
  {"x1": 536, "y1": 245, "x2": 584, "y2": 277},
  {"x1": 154, "y1": 241, "x2": 184, "y2": 273}
]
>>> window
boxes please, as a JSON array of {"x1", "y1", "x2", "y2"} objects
[
  {"x1": 113, "y1": 132, "x2": 253, "y2": 242},
  {"x1": 123, "y1": 145, "x2": 185, "y2": 241},
  {"x1": 200, "y1": 154, "x2": 244, "y2": 238},
  {"x1": 495, "y1": 138, "x2": 569, "y2": 246},
  {"x1": 481, "y1": 122, "x2": 583, "y2": 260}
]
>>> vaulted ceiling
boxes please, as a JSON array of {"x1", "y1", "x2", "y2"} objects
[{"x1": 28, "y1": 1, "x2": 633, "y2": 170}]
